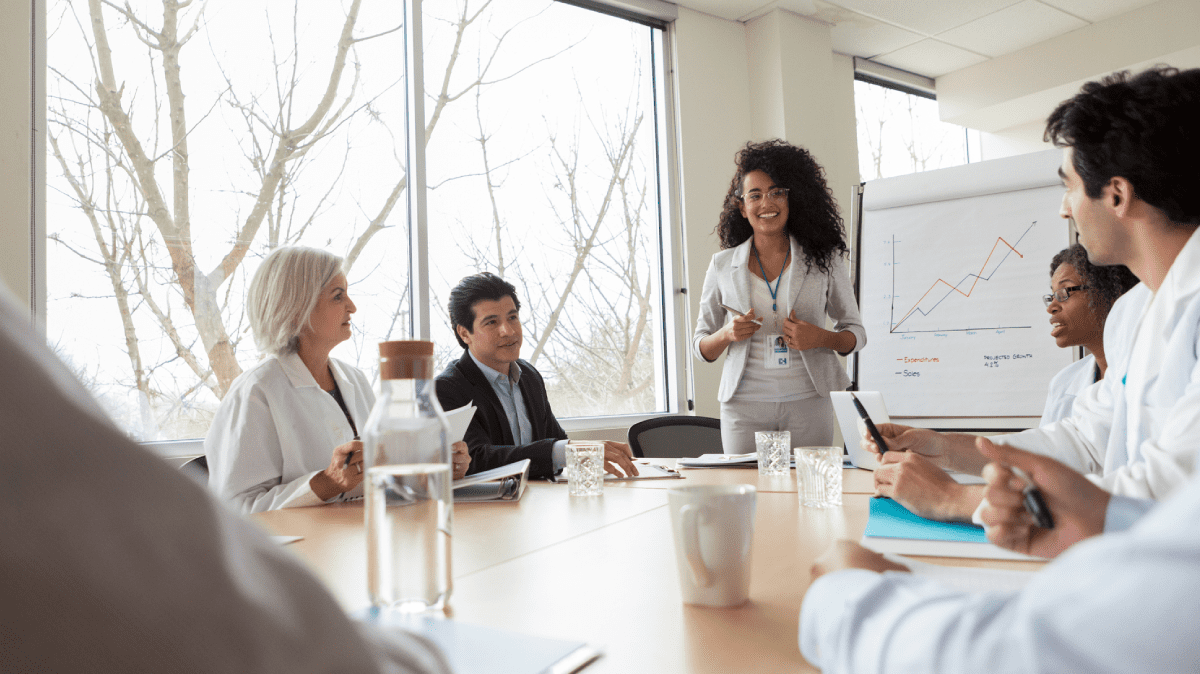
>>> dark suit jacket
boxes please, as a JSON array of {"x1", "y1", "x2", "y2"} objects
[{"x1": 435, "y1": 351, "x2": 566, "y2": 479}]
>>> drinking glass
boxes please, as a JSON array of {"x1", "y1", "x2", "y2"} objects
[
  {"x1": 796, "y1": 446, "x2": 842, "y2": 507},
  {"x1": 566, "y1": 441, "x2": 605, "y2": 496},
  {"x1": 755, "y1": 430, "x2": 790, "y2": 476}
]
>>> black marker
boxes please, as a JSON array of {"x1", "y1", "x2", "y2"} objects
[
  {"x1": 1010, "y1": 466, "x2": 1056, "y2": 530},
  {"x1": 850, "y1": 392, "x2": 889, "y2": 455}
]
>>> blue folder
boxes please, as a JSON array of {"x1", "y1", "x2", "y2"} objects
[{"x1": 863, "y1": 497, "x2": 988, "y2": 543}]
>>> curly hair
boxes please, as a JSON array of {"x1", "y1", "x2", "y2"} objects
[
  {"x1": 716, "y1": 139, "x2": 848, "y2": 275},
  {"x1": 1050, "y1": 244, "x2": 1139, "y2": 329},
  {"x1": 1044, "y1": 66, "x2": 1200, "y2": 226}
]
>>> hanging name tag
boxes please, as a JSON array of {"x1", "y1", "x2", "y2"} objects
[{"x1": 764, "y1": 333, "x2": 789, "y2": 369}]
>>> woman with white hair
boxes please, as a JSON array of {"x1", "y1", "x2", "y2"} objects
[{"x1": 206, "y1": 246, "x2": 469, "y2": 514}]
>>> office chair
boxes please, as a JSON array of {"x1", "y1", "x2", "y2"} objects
[
  {"x1": 180, "y1": 455, "x2": 209, "y2": 484},
  {"x1": 627, "y1": 416, "x2": 721, "y2": 459}
]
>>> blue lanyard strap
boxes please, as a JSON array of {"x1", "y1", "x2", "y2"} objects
[{"x1": 752, "y1": 243, "x2": 789, "y2": 313}]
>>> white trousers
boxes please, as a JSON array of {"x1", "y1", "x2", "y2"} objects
[{"x1": 719, "y1": 396, "x2": 835, "y2": 455}]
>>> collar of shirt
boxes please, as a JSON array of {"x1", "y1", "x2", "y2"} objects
[{"x1": 469, "y1": 351, "x2": 521, "y2": 387}]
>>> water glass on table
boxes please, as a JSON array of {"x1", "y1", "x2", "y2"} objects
[
  {"x1": 796, "y1": 446, "x2": 842, "y2": 507},
  {"x1": 565, "y1": 440, "x2": 605, "y2": 496},
  {"x1": 755, "y1": 430, "x2": 791, "y2": 476}
]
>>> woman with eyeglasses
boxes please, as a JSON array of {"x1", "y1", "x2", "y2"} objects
[
  {"x1": 872, "y1": 243, "x2": 1138, "y2": 522},
  {"x1": 1040, "y1": 243, "x2": 1139, "y2": 425},
  {"x1": 692, "y1": 140, "x2": 866, "y2": 454}
]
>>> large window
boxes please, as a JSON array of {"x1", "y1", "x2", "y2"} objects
[
  {"x1": 854, "y1": 79, "x2": 979, "y2": 181},
  {"x1": 46, "y1": 0, "x2": 675, "y2": 440}
]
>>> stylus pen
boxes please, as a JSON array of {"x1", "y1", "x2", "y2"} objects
[
  {"x1": 718, "y1": 303, "x2": 764, "y2": 325},
  {"x1": 1009, "y1": 466, "x2": 1056, "y2": 530},
  {"x1": 850, "y1": 392, "x2": 889, "y2": 455}
]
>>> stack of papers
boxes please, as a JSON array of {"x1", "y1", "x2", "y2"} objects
[{"x1": 676, "y1": 453, "x2": 760, "y2": 469}]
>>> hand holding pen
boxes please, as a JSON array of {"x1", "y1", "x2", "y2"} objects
[
  {"x1": 975, "y1": 437, "x2": 1111, "y2": 560},
  {"x1": 718, "y1": 303, "x2": 762, "y2": 343}
]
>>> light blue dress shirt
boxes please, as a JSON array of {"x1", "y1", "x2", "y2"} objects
[{"x1": 469, "y1": 352, "x2": 567, "y2": 471}]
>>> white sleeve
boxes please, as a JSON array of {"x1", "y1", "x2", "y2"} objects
[
  {"x1": 692, "y1": 255, "x2": 725, "y2": 363},
  {"x1": 824, "y1": 254, "x2": 866, "y2": 354},
  {"x1": 993, "y1": 366, "x2": 1114, "y2": 474},
  {"x1": 205, "y1": 380, "x2": 328, "y2": 514}
]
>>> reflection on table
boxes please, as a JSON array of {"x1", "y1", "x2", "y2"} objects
[{"x1": 252, "y1": 467, "x2": 1042, "y2": 674}]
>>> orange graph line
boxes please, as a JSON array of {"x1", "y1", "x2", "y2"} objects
[{"x1": 892, "y1": 237, "x2": 1023, "y2": 331}]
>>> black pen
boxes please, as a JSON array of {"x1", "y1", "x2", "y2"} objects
[
  {"x1": 1010, "y1": 466, "x2": 1056, "y2": 530},
  {"x1": 850, "y1": 392, "x2": 889, "y2": 455},
  {"x1": 344, "y1": 435, "x2": 361, "y2": 468}
]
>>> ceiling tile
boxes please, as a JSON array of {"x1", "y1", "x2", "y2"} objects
[
  {"x1": 675, "y1": 0, "x2": 774, "y2": 21},
  {"x1": 873, "y1": 38, "x2": 990, "y2": 77},
  {"x1": 819, "y1": 0, "x2": 1019, "y2": 36},
  {"x1": 799, "y1": 0, "x2": 926, "y2": 57},
  {"x1": 938, "y1": 0, "x2": 1087, "y2": 57},
  {"x1": 1039, "y1": 0, "x2": 1159, "y2": 22}
]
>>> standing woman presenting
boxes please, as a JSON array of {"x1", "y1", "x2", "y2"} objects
[{"x1": 693, "y1": 140, "x2": 866, "y2": 454}]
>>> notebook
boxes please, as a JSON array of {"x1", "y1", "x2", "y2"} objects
[{"x1": 861, "y1": 497, "x2": 1043, "y2": 561}]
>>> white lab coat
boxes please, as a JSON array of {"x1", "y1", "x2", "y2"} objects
[
  {"x1": 800, "y1": 469, "x2": 1200, "y2": 674},
  {"x1": 1038, "y1": 354, "x2": 1096, "y2": 427},
  {"x1": 0, "y1": 288, "x2": 449, "y2": 674},
  {"x1": 997, "y1": 227, "x2": 1200, "y2": 500},
  {"x1": 206, "y1": 351, "x2": 375, "y2": 513}
]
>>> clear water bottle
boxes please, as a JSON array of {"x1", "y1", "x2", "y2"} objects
[{"x1": 362, "y1": 340, "x2": 453, "y2": 612}]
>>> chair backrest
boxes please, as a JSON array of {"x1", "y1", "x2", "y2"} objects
[
  {"x1": 627, "y1": 416, "x2": 721, "y2": 459},
  {"x1": 180, "y1": 455, "x2": 209, "y2": 484}
]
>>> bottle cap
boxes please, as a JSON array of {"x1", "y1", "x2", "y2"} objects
[{"x1": 379, "y1": 340, "x2": 435, "y2": 379}]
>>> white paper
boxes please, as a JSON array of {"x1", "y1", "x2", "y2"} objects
[
  {"x1": 882, "y1": 553, "x2": 1035, "y2": 594},
  {"x1": 444, "y1": 404, "x2": 477, "y2": 443}
]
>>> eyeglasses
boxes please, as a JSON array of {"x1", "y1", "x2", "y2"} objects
[
  {"x1": 741, "y1": 187, "x2": 790, "y2": 204},
  {"x1": 1042, "y1": 285, "x2": 1091, "y2": 307}
]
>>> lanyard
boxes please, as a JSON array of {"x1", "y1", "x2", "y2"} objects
[{"x1": 752, "y1": 243, "x2": 789, "y2": 313}]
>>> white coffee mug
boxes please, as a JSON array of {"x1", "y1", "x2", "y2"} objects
[{"x1": 667, "y1": 484, "x2": 757, "y2": 607}]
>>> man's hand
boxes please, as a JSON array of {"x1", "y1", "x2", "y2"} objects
[
  {"x1": 874, "y1": 451, "x2": 982, "y2": 522},
  {"x1": 601, "y1": 440, "x2": 639, "y2": 477},
  {"x1": 451, "y1": 441, "x2": 471, "y2": 480},
  {"x1": 811, "y1": 540, "x2": 909, "y2": 581},
  {"x1": 721, "y1": 308, "x2": 761, "y2": 343},
  {"x1": 976, "y1": 437, "x2": 1110, "y2": 559}
]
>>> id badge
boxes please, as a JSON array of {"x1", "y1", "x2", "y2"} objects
[{"x1": 764, "y1": 333, "x2": 789, "y2": 369}]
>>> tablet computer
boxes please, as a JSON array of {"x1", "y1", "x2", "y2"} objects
[{"x1": 830, "y1": 391, "x2": 891, "y2": 470}]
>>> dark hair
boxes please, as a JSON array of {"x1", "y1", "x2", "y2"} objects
[
  {"x1": 716, "y1": 139, "x2": 848, "y2": 275},
  {"x1": 448, "y1": 272, "x2": 522, "y2": 349},
  {"x1": 1045, "y1": 66, "x2": 1200, "y2": 226},
  {"x1": 1050, "y1": 244, "x2": 1139, "y2": 329}
]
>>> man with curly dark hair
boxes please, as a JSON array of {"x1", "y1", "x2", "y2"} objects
[
  {"x1": 693, "y1": 140, "x2": 866, "y2": 453},
  {"x1": 801, "y1": 66, "x2": 1200, "y2": 674}
]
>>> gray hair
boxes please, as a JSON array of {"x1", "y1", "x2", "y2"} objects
[{"x1": 247, "y1": 246, "x2": 344, "y2": 356}]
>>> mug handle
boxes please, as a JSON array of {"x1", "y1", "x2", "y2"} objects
[{"x1": 679, "y1": 504, "x2": 714, "y2": 588}]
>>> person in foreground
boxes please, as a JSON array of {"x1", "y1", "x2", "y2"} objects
[
  {"x1": 874, "y1": 245, "x2": 1137, "y2": 521},
  {"x1": 693, "y1": 140, "x2": 866, "y2": 454},
  {"x1": 0, "y1": 288, "x2": 451, "y2": 673},
  {"x1": 207, "y1": 246, "x2": 470, "y2": 513},
  {"x1": 436, "y1": 272, "x2": 638, "y2": 479},
  {"x1": 865, "y1": 65, "x2": 1200, "y2": 505},
  {"x1": 800, "y1": 66, "x2": 1200, "y2": 673}
]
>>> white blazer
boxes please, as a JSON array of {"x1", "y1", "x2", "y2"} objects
[
  {"x1": 1038, "y1": 354, "x2": 1097, "y2": 427},
  {"x1": 206, "y1": 351, "x2": 375, "y2": 514},
  {"x1": 692, "y1": 235, "x2": 866, "y2": 403}
]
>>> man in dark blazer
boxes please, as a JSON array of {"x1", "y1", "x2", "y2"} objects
[{"x1": 435, "y1": 273, "x2": 638, "y2": 480}]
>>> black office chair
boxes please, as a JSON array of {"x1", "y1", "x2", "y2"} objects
[
  {"x1": 627, "y1": 416, "x2": 722, "y2": 459},
  {"x1": 180, "y1": 455, "x2": 209, "y2": 484}
]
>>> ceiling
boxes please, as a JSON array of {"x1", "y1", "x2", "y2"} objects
[{"x1": 670, "y1": 0, "x2": 1161, "y2": 78}]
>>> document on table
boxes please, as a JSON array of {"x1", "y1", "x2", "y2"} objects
[
  {"x1": 356, "y1": 610, "x2": 602, "y2": 674},
  {"x1": 861, "y1": 497, "x2": 1044, "y2": 561},
  {"x1": 551, "y1": 461, "x2": 683, "y2": 482},
  {"x1": 882, "y1": 554, "x2": 1035, "y2": 594},
  {"x1": 676, "y1": 453, "x2": 805, "y2": 469}
]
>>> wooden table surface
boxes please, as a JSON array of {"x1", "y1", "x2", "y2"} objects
[{"x1": 253, "y1": 467, "x2": 1041, "y2": 673}]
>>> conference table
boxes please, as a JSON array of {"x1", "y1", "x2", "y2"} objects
[{"x1": 252, "y1": 464, "x2": 1044, "y2": 673}]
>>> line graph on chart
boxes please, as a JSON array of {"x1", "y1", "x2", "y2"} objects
[{"x1": 880, "y1": 219, "x2": 1050, "y2": 335}]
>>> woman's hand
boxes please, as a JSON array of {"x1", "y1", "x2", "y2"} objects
[
  {"x1": 452, "y1": 441, "x2": 471, "y2": 480},
  {"x1": 721, "y1": 308, "x2": 761, "y2": 343},
  {"x1": 310, "y1": 440, "x2": 364, "y2": 501},
  {"x1": 783, "y1": 312, "x2": 825, "y2": 350}
]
